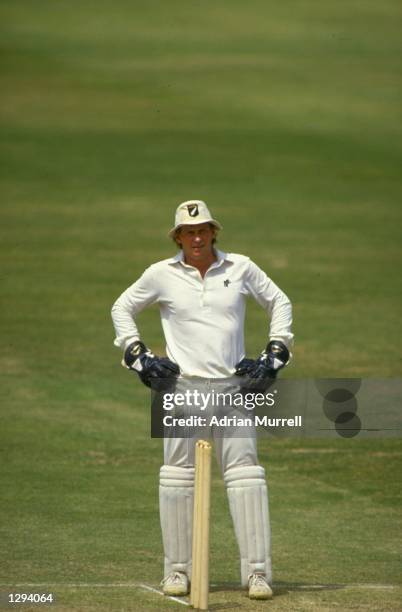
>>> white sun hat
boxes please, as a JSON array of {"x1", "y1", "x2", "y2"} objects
[{"x1": 168, "y1": 200, "x2": 223, "y2": 238}]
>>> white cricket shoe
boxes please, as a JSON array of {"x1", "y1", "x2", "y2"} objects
[
  {"x1": 161, "y1": 571, "x2": 189, "y2": 596},
  {"x1": 248, "y1": 573, "x2": 273, "y2": 600}
]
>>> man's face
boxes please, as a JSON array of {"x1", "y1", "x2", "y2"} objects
[{"x1": 176, "y1": 223, "x2": 216, "y2": 260}]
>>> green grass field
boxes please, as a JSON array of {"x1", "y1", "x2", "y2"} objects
[{"x1": 1, "y1": 1, "x2": 402, "y2": 610}]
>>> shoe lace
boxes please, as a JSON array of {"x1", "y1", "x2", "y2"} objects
[
  {"x1": 161, "y1": 572, "x2": 185, "y2": 586},
  {"x1": 250, "y1": 573, "x2": 267, "y2": 587}
]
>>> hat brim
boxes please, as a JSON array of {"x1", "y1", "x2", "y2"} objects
[{"x1": 168, "y1": 219, "x2": 222, "y2": 238}]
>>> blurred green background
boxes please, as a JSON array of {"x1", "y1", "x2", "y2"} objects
[{"x1": 1, "y1": 1, "x2": 401, "y2": 610}]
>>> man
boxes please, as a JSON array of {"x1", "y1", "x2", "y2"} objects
[{"x1": 111, "y1": 200, "x2": 293, "y2": 600}]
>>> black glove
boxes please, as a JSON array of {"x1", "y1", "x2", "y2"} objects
[
  {"x1": 123, "y1": 341, "x2": 180, "y2": 390},
  {"x1": 233, "y1": 358, "x2": 255, "y2": 376},
  {"x1": 235, "y1": 340, "x2": 289, "y2": 389}
]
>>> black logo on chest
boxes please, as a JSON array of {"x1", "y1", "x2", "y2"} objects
[{"x1": 223, "y1": 279, "x2": 231, "y2": 287}]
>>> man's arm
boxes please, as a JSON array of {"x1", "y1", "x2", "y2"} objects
[
  {"x1": 236, "y1": 259, "x2": 293, "y2": 386},
  {"x1": 111, "y1": 267, "x2": 158, "y2": 350},
  {"x1": 244, "y1": 259, "x2": 293, "y2": 349},
  {"x1": 111, "y1": 266, "x2": 180, "y2": 388}
]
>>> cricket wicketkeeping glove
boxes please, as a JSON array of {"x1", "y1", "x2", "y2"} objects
[
  {"x1": 123, "y1": 341, "x2": 180, "y2": 390},
  {"x1": 235, "y1": 340, "x2": 290, "y2": 389}
]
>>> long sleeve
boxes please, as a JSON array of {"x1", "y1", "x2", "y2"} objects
[
  {"x1": 111, "y1": 266, "x2": 159, "y2": 349},
  {"x1": 245, "y1": 260, "x2": 294, "y2": 348}
]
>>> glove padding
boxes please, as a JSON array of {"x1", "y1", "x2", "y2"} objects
[
  {"x1": 233, "y1": 358, "x2": 255, "y2": 376},
  {"x1": 235, "y1": 340, "x2": 289, "y2": 390},
  {"x1": 123, "y1": 341, "x2": 180, "y2": 390}
]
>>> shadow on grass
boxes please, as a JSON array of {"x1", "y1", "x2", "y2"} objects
[
  {"x1": 273, "y1": 581, "x2": 346, "y2": 597},
  {"x1": 208, "y1": 581, "x2": 346, "y2": 606},
  {"x1": 208, "y1": 605, "x2": 243, "y2": 611}
]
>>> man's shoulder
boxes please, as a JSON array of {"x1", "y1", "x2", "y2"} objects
[
  {"x1": 225, "y1": 252, "x2": 251, "y2": 265},
  {"x1": 224, "y1": 252, "x2": 267, "y2": 277},
  {"x1": 147, "y1": 255, "x2": 180, "y2": 271}
]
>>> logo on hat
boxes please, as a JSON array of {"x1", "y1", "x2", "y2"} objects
[
  {"x1": 187, "y1": 204, "x2": 199, "y2": 217},
  {"x1": 168, "y1": 200, "x2": 222, "y2": 238}
]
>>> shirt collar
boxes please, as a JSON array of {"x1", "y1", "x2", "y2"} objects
[{"x1": 168, "y1": 249, "x2": 233, "y2": 268}]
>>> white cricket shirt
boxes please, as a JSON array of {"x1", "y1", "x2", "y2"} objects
[{"x1": 111, "y1": 250, "x2": 293, "y2": 378}]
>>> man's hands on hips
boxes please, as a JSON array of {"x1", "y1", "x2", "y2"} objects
[
  {"x1": 123, "y1": 341, "x2": 180, "y2": 390},
  {"x1": 235, "y1": 340, "x2": 289, "y2": 389}
]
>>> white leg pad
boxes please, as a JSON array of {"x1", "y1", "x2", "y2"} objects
[
  {"x1": 224, "y1": 465, "x2": 272, "y2": 587},
  {"x1": 159, "y1": 465, "x2": 194, "y2": 578}
]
